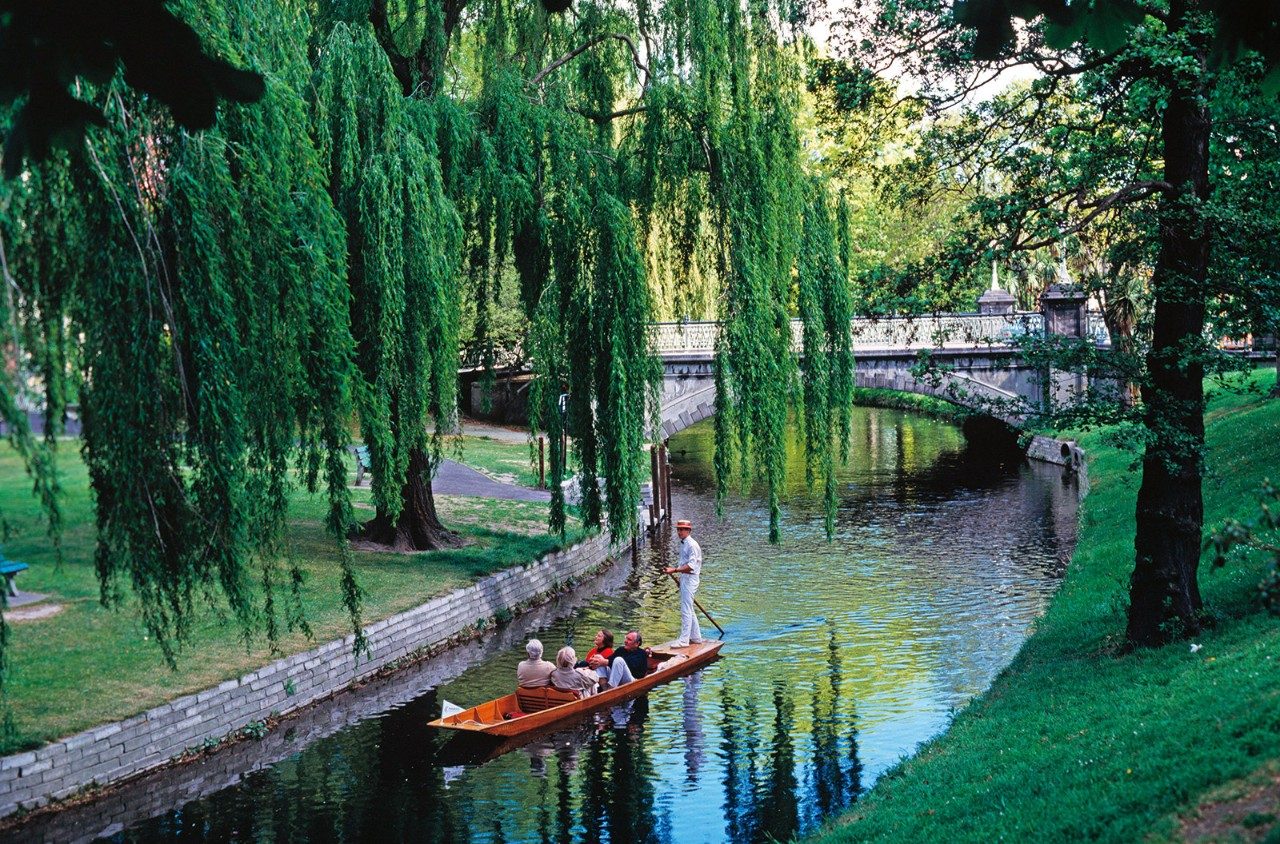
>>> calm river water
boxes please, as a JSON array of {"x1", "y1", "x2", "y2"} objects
[{"x1": 32, "y1": 407, "x2": 1079, "y2": 843}]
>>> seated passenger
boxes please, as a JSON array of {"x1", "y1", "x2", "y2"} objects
[
  {"x1": 583, "y1": 629, "x2": 614, "y2": 664},
  {"x1": 578, "y1": 629, "x2": 615, "y2": 681},
  {"x1": 550, "y1": 646, "x2": 600, "y2": 698},
  {"x1": 517, "y1": 639, "x2": 555, "y2": 689},
  {"x1": 590, "y1": 630, "x2": 650, "y2": 688}
]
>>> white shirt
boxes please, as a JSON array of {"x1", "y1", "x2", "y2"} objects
[{"x1": 679, "y1": 536, "x2": 702, "y2": 591}]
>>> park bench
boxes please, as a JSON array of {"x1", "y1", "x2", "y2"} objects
[
  {"x1": 351, "y1": 445, "x2": 372, "y2": 487},
  {"x1": 0, "y1": 557, "x2": 29, "y2": 598}
]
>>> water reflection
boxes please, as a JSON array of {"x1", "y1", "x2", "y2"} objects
[
  {"x1": 13, "y1": 406, "x2": 1077, "y2": 844},
  {"x1": 810, "y1": 624, "x2": 862, "y2": 823},
  {"x1": 682, "y1": 673, "x2": 704, "y2": 783}
]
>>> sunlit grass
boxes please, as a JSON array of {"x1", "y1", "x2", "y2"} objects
[
  {"x1": 445, "y1": 434, "x2": 542, "y2": 488},
  {"x1": 809, "y1": 367, "x2": 1280, "y2": 842},
  {"x1": 850, "y1": 386, "x2": 968, "y2": 422}
]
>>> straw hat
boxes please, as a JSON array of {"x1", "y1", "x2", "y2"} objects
[{"x1": 675, "y1": 519, "x2": 693, "y2": 529}]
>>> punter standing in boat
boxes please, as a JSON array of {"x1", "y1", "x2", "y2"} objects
[{"x1": 664, "y1": 519, "x2": 704, "y2": 648}]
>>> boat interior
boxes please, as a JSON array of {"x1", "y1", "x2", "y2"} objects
[{"x1": 440, "y1": 650, "x2": 685, "y2": 728}]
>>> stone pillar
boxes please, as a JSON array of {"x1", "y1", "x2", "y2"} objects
[
  {"x1": 978, "y1": 261, "x2": 1016, "y2": 314},
  {"x1": 1039, "y1": 284, "x2": 1089, "y2": 409},
  {"x1": 1040, "y1": 284, "x2": 1088, "y2": 338},
  {"x1": 978, "y1": 288, "x2": 1016, "y2": 315}
]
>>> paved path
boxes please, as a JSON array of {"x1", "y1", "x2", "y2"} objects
[
  {"x1": 434, "y1": 459, "x2": 551, "y2": 502},
  {"x1": 456, "y1": 416, "x2": 531, "y2": 445}
]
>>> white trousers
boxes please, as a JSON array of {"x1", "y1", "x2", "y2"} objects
[
  {"x1": 607, "y1": 657, "x2": 636, "y2": 687},
  {"x1": 676, "y1": 583, "x2": 703, "y2": 646}
]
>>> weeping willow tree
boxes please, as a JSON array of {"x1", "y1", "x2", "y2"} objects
[
  {"x1": 628, "y1": 0, "x2": 855, "y2": 539},
  {"x1": 0, "y1": 0, "x2": 361, "y2": 664},
  {"x1": 359, "y1": 0, "x2": 856, "y2": 540},
  {"x1": 312, "y1": 23, "x2": 464, "y2": 551},
  {"x1": 375, "y1": 0, "x2": 666, "y2": 539},
  {"x1": 1, "y1": 0, "x2": 862, "y2": 682}
]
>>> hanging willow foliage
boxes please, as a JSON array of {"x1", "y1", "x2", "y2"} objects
[
  {"x1": 441, "y1": 0, "x2": 660, "y2": 539},
  {"x1": 798, "y1": 180, "x2": 856, "y2": 538},
  {"x1": 0, "y1": 0, "x2": 862, "y2": 685},
  {"x1": 429, "y1": 0, "x2": 849, "y2": 541},
  {"x1": 631, "y1": 0, "x2": 843, "y2": 541},
  {"x1": 312, "y1": 23, "x2": 464, "y2": 552},
  {"x1": 0, "y1": 0, "x2": 361, "y2": 665}
]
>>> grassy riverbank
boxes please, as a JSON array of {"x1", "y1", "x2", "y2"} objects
[
  {"x1": 850, "y1": 387, "x2": 969, "y2": 422},
  {"x1": 811, "y1": 369, "x2": 1280, "y2": 842},
  {"x1": 0, "y1": 441, "x2": 578, "y2": 754}
]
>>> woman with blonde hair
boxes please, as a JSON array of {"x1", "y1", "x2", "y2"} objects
[{"x1": 550, "y1": 645, "x2": 601, "y2": 698}]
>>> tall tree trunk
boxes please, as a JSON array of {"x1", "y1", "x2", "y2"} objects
[
  {"x1": 359, "y1": 446, "x2": 462, "y2": 551},
  {"x1": 1273, "y1": 325, "x2": 1279, "y2": 397},
  {"x1": 1126, "y1": 14, "x2": 1210, "y2": 647}
]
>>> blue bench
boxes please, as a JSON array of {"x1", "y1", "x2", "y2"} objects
[{"x1": 0, "y1": 560, "x2": 29, "y2": 598}]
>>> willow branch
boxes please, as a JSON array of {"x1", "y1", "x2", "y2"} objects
[
  {"x1": 0, "y1": 230, "x2": 28, "y2": 397},
  {"x1": 530, "y1": 32, "x2": 648, "y2": 87},
  {"x1": 571, "y1": 104, "x2": 649, "y2": 123}
]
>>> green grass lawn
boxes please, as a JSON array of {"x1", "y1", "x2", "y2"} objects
[
  {"x1": 447, "y1": 434, "x2": 543, "y2": 488},
  {"x1": 0, "y1": 443, "x2": 582, "y2": 754},
  {"x1": 810, "y1": 368, "x2": 1280, "y2": 843}
]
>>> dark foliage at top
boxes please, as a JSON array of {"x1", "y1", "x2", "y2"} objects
[{"x1": 0, "y1": 0, "x2": 264, "y2": 175}]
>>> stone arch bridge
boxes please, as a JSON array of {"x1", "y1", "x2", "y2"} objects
[{"x1": 652, "y1": 287, "x2": 1108, "y2": 440}]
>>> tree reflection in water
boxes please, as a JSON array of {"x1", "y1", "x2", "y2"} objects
[
  {"x1": 720, "y1": 685, "x2": 761, "y2": 842},
  {"x1": 716, "y1": 625, "x2": 864, "y2": 844},
  {"x1": 133, "y1": 689, "x2": 474, "y2": 842},
  {"x1": 573, "y1": 697, "x2": 665, "y2": 844},
  {"x1": 810, "y1": 623, "x2": 862, "y2": 824},
  {"x1": 757, "y1": 681, "x2": 799, "y2": 841}
]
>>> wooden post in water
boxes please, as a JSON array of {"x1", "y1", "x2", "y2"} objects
[
  {"x1": 649, "y1": 446, "x2": 660, "y2": 528},
  {"x1": 654, "y1": 443, "x2": 664, "y2": 523},
  {"x1": 663, "y1": 439, "x2": 673, "y2": 518},
  {"x1": 657, "y1": 442, "x2": 669, "y2": 521}
]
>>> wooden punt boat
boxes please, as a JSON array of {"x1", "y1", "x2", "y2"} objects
[{"x1": 427, "y1": 640, "x2": 724, "y2": 738}]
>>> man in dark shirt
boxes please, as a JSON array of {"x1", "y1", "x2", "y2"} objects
[{"x1": 590, "y1": 630, "x2": 649, "y2": 688}]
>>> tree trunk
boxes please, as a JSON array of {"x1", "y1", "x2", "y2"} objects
[
  {"x1": 368, "y1": 0, "x2": 464, "y2": 96},
  {"x1": 1273, "y1": 329, "x2": 1279, "y2": 397},
  {"x1": 358, "y1": 446, "x2": 463, "y2": 552},
  {"x1": 1126, "y1": 16, "x2": 1210, "y2": 647}
]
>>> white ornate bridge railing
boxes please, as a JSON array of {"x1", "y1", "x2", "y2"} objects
[{"x1": 649, "y1": 312, "x2": 1053, "y2": 357}]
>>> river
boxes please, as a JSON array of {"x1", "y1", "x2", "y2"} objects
[{"x1": 25, "y1": 406, "x2": 1079, "y2": 843}]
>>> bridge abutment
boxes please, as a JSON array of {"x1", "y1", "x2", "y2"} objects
[{"x1": 1039, "y1": 284, "x2": 1091, "y2": 410}]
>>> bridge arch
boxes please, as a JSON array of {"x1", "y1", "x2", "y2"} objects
[
  {"x1": 655, "y1": 365, "x2": 1029, "y2": 439},
  {"x1": 650, "y1": 308, "x2": 1098, "y2": 438}
]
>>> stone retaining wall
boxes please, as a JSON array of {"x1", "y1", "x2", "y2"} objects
[
  {"x1": 0, "y1": 529, "x2": 634, "y2": 819},
  {"x1": 7, "y1": 549, "x2": 646, "y2": 842},
  {"x1": 1025, "y1": 434, "x2": 1090, "y2": 497}
]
